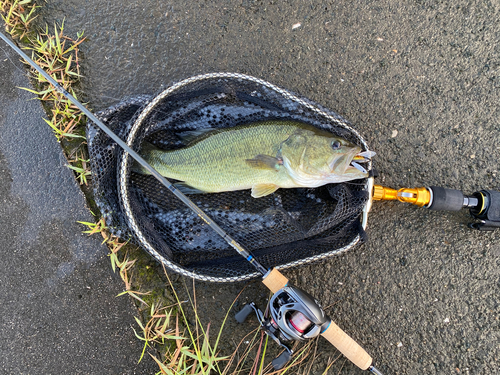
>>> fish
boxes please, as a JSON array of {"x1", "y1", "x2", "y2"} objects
[{"x1": 133, "y1": 120, "x2": 375, "y2": 198}]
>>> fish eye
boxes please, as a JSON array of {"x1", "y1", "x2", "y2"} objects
[{"x1": 331, "y1": 140, "x2": 341, "y2": 150}]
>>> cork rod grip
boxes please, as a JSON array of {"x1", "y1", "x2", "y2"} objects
[
  {"x1": 321, "y1": 321, "x2": 373, "y2": 370},
  {"x1": 262, "y1": 268, "x2": 288, "y2": 293}
]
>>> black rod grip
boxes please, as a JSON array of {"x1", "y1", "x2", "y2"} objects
[{"x1": 428, "y1": 186, "x2": 464, "y2": 211}]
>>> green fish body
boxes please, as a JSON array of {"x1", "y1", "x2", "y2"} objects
[{"x1": 135, "y1": 121, "x2": 370, "y2": 198}]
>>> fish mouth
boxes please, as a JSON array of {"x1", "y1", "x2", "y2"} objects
[{"x1": 348, "y1": 150, "x2": 376, "y2": 174}]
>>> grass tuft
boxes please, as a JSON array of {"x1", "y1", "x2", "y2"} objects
[
  {"x1": 21, "y1": 21, "x2": 86, "y2": 142},
  {"x1": 1, "y1": 1, "x2": 90, "y2": 182},
  {"x1": 1, "y1": 0, "x2": 39, "y2": 41}
]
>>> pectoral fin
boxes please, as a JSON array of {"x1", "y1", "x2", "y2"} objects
[
  {"x1": 251, "y1": 183, "x2": 279, "y2": 198},
  {"x1": 245, "y1": 155, "x2": 281, "y2": 171}
]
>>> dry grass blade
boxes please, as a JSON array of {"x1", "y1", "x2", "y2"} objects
[
  {"x1": 150, "y1": 354, "x2": 171, "y2": 375},
  {"x1": 220, "y1": 327, "x2": 259, "y2": 375}
]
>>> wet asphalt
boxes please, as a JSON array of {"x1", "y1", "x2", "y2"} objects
[
  {"x1": 2, "y1": 1, "x2": 500, "y2": 374},
  {"x1": 0, "y1": 38, "x2": 156, "y2": 374}
]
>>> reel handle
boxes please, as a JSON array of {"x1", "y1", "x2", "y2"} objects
[{"x1": 262, "y1": 269, "x2": 374, "y2": 371}]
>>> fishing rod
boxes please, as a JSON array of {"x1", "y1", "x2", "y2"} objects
[{"x1": 0, "y1": 32, "x2": 383, "y2": 374}]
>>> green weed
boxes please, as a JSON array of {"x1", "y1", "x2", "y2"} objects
[
  {"x1": 0, "y1": 0, "x2": 39, "y2": 41},
  {"x1": 21, "y1": 21, "x2": 86, "y2": 142},
  {"x1": 2, "y1": 1, "x2": 89, "y2": 181},
  {"x1": 66, "y1": 158, "x2": 91, "y2": 185},
  {"x1": 78, "y1": 217, "x2": 108, "y2": 239}
]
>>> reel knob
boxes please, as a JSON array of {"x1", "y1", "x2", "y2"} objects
[
  {"x1": 235, "y1": 304, "x2": 255, "y2": 323},
  {"x1": 272, "y1": 350, "x2": 292, "y2": 370}
]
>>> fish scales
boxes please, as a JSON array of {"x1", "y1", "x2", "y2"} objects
[
  {"x1": 146, "y1": 122, "x2": 295, "y2": 191},
  {"x1": 136, "y1": 120, "x2": 371, "y2": 198}
]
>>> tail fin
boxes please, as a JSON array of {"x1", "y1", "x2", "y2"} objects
[{"x1": 130, "y1": 141, "x2": 158, "y2": 174}]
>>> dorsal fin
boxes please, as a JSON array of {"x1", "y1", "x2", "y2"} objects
[{"x1": 177, "y1": 128, "x2": 219, "y2": 144}]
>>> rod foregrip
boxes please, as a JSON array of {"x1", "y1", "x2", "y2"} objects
[
  {"x1": 321, "y1": 320, "x2": 373, "y2": 370},
  {"x1": 262, "y1": 268, "x2": 288, "y2": 293}
]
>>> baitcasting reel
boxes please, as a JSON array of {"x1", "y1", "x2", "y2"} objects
[{"x1": 236, "y1": 285, "x2": 330, "y2": 370}]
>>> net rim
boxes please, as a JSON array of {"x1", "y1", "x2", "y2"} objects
[{"x1": 118, "y1": 72, "x2": 371, "y2": 282}]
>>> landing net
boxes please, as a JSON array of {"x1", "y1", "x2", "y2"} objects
[{"x1": 87, "y1": 73, "x2": 372, "y2": 282}]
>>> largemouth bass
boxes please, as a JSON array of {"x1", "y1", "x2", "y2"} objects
[{"x1": 134, "y1": 121, "x2": 375, "y2": 198}]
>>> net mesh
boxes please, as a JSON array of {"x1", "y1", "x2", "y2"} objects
[{"x1": 87, "y1": 73, "x2": 371, "y2": 282}]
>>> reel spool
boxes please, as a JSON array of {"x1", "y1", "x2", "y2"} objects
[{"x1": 269, "y1": 286, "x2": 329, "y2": 341}]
